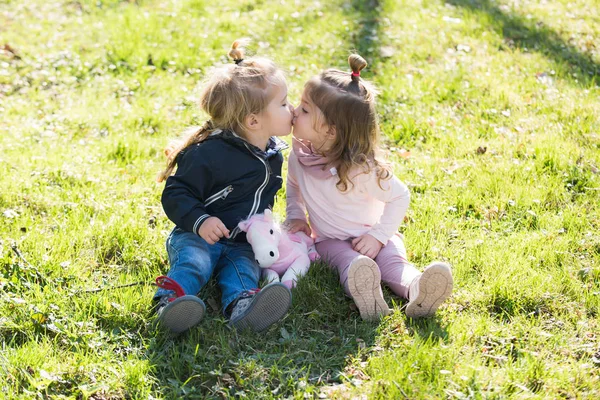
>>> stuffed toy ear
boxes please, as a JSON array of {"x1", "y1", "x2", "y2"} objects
[
  {"x1": 238, "y1": 219, "x2": 251, "y2": 232},
  {"x1": 263, "y1": 209, "x2": 273, "y2": 221}
]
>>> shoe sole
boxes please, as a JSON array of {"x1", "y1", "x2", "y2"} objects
[
  {"x1": 346, "y1": 256, "x2": 391, "y2": 321},
  {"x1": 159, "y1": 295, "x2": 205, "y2": 333},
  {"x1": 229, "y1": 283, "x2": 292, "y2": 333},
  {"x1": 405, "y1": 262, "x2": 453, "y2": 318}
]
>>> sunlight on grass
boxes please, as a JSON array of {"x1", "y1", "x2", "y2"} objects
[{"x1": 1, "y1": 0, "x2": 599, "y2": 398}]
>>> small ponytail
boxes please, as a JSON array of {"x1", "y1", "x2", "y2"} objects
[
  {"x1": 348, "y1": 54, "x2": 367, "y2": 82},
  {"x1": 228, "y1": 39, "x2": 250, "y2": 65}
]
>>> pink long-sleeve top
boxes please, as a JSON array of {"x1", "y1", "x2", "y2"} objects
[{"x1": 286, "y1": 150, "x2": 410, "y2": 244}]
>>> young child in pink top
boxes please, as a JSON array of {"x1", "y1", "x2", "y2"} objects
[{"x1": 285, "y1": 54, "x2": 453, "y2": 321}]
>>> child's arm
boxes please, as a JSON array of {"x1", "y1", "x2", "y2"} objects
[
  {"x1": 365, "y1": 174, "x2": 411, "y2": 245},
  {"x1": 285, "y1": 151, "x2": 310, "y2": 234},
  {"x1": 161, "y1": 145, "x2": 217, "y2": 236}
]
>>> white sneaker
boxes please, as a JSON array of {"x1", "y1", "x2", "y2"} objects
[
  {"x1": 406, "y1": 262, "x2": 453, "y2": 318},
  {"x1": 346, "y1": 256, "x2": 391, "y2": 321}
]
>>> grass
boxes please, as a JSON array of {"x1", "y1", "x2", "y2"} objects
[{"x1": 1, "y1": 0, "x2": 599, "y2": 398}]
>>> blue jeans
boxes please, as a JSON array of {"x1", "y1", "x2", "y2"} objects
[{"x1": 155, "y1": 228, "x2": 260, "y2": 314}]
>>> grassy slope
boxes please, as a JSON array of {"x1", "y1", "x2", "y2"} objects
[{"x1": 0, "y1": 0, "x2": 599, "y2": 398}]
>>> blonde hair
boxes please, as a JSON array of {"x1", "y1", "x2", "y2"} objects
[
  {"x1": 305, "y1": 54, "x2": 391, "y2": 191},
  {"x1": 158, "y1": 39, "x2": 286, "y2": 182}
]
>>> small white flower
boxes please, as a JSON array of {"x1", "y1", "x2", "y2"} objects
[{"x1": 2, "y1": 209, "x2": 18, "y2": 219}]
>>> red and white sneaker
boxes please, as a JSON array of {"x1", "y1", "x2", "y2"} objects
[{"x1": 155, "y1": 276, "x2": 205, "y2": 334}]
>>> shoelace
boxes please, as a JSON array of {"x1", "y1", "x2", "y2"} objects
[
  {"x1": 155, "y1": 276, "x2": 185, "y2": 302},
  {"x1": 243, "y1": 288, "x2": 261, "y2": 297}
]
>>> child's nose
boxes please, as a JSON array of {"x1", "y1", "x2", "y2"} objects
[{"x1": 288, "y1": 104, "x2": 295, "y2": 114}]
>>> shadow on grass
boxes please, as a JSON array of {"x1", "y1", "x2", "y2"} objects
[
  {"x1": 140, "y1": 259, "x2": 454, "y2": 397},
  {"x1": 142, "y1": 263, "x2": 382, "y2": 398},
  {"x1": 404, "y1": 315, "x2": 450, "y2": 342},
  {"x1": 447, "y1": 0, "x2": 599, "y2": 87},
  {"x1": 384, "y1": 287, "x2": 451, "y2": 343},
  {"x1": 345, "y1": 0, "x2": 385, "y2": 74}
]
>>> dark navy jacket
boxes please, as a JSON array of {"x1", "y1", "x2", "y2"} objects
[{"x1": 161, "y1": 129, "x2": 287, "y2": 242}]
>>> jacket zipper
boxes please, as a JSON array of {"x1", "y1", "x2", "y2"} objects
[
  {"x1": 230, "y1": 145, "x2": 270, "y2": 239},
  {"x1": 204, "y1": 185, "x2": 234, "y2": 207}
]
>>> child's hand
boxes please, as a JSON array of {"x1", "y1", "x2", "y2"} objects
[
  {"x1": 285, "y1": 219, "x2": 312, "y2": 236},
  {"x1": 351, "y1": 234, "x2": 383, "y2": 259},
  {"x1": 198, "y1": 217, "x2": 230, "y2": 244}
]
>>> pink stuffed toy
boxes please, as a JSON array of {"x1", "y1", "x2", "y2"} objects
[{"x1": 238, "y1": 209, "x2": 318, "y2": 288}]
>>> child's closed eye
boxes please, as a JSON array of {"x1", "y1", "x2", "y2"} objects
[{"x1": 302, "y1": 108, "x2": 308, "y2": 113}]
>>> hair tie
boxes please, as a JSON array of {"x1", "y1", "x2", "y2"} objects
[
  {"x1": 351, "y1": 71, "x2": 360, "y2": 77},
  {"x1": 234, "y1": 58, "x2": 244, "y2": 65}
]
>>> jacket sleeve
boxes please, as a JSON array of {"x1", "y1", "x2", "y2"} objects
[
  {"x1": 161, "y1": 145, "x2": 214, "y2": 235},
  {"x1": 285, "y1": 151, "x2": 308, "y2": 222},
  {"x1": 364, "y1": 173, "x2": 411, "y2": 245}
]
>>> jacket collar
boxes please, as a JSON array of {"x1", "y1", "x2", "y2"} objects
[{"x1": 209, "y1": 129, "x2": 288, "y2": 156}]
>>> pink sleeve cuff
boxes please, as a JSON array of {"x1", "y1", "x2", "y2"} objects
[{"x1": 368, "y1": 228, "x2": 393, "y2": 246}]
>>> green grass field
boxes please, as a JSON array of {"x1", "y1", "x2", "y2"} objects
[{"x1": 1, "y1": 0, "x2": 599, "y2": 398}]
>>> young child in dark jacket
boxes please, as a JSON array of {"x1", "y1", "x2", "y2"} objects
[{"x1": 154, "y1": 40, "x2": 295, "y2": 333}]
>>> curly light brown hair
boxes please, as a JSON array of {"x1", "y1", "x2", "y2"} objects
[{"x1": 304, "y1": 54, "x2": 391, "y2": 191}]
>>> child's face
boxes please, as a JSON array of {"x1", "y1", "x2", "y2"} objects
[
  {"x1": 259, "y1": 83, "x2": 294, "y2": 138},
  {"x1": 292, "y1": 89, "x2": 331, "y2": 150}
]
